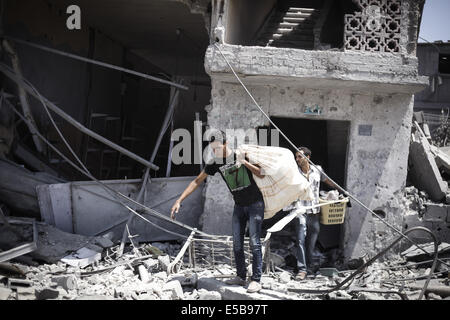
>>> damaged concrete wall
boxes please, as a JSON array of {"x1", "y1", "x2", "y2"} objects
[{"x1": 202, "y1": 43, "x2": 427, "y2": 261}]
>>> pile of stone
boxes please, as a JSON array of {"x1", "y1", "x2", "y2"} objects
[
  {"x1": 404, "y1": 186, "x2": 429, "y2": 217},
  {"x1": 2, "y1": 233, "x2": 449, "y2": 301}
]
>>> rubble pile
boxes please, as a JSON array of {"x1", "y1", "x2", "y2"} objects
[
  {"x1": 403, "y1": 186, "x2": 429, "y2": 217},
  {"x1": 1, "y1": 220, "x2": 449, "y2": 301},
  {"x1": 432, "y1": 117, "x2": 450, "y2": 148}
]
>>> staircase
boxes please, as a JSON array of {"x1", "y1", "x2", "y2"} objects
[{"x1": 255, "y1": 0, "x2": 323, "y2": 50}]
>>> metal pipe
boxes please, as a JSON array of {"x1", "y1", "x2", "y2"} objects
[{"x1": 5, "y1": 36, "x2": 188, "y2": 91}]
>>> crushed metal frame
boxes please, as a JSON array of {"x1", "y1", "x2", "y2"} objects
[{"x1": 0, "y1": 218, "x2": 37, "y2": 263}]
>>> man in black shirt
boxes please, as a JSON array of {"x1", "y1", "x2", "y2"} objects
[{"x1": 171, "y1": 130, "x2": 265, "y2": 293}]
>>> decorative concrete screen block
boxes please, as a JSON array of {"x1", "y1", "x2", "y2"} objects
[{"x1": 345, "y1": 0, "x2": 402, "y2": 53}]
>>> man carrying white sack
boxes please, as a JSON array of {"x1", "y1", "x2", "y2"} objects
[
  {"x1": 171, "y1": 130, "x2": 313, "y2": 293},
  {"x1": 284, "y1": 147, "x2": 339, "y2": 280},
  {"x1": 170, "y1": 130, "x2": 266, "y2": 293}
]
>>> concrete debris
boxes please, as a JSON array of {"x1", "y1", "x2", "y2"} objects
[
  {"x1": 51, "y1": 275, "x2": 78, "y2": 291},
  {"x1": 158, "y1": 255, "x2": 171, "y2": 272},
  {"x1": 35, "y1": 287, "x2": 59, "y2": 300},
  {"x1": 61, "y1": 247, "x2": 102, "y2": 268},
  {"x1": 163, "y1": 280, "x2": 184, "y2": 300},
  {"x1": 198, "y1": 288, "x2": 221, "y2": 300},
  {"x1": 278, "y1": 271, "x2": 291, "y2": 284},
  {"x1": 401, "y1": 242, "x2": 450, "y2": 261},
  {"x1": 409, "y1": 129, "x2": 448, "y2": 202},
  {"x1": 0, "y1": 286, "x2": 12, "y2": 300},
  {"x1": 326, "y1": 290, "x2": 353, "y2": 300},
  {"x1": 0, "y1": 237, "x2": 448, "y2": 301}
]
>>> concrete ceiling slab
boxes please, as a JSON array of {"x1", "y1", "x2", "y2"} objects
[{"x1": 47, "y1": 0, "x2": 210, "y2": 72}]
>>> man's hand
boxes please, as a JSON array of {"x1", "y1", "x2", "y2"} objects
[{"x1": 171, "y1": 200, "x2": 181, "y2": 220}]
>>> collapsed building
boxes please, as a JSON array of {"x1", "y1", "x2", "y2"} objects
[{"x1": 0, "y1": 0, "x2": 449, "y2": 301}]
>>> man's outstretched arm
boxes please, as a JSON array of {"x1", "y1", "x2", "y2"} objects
[{"x1": 171, "y1": 170, "x2": 208, "y2": 220}]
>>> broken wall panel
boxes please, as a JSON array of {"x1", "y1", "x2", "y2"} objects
[
  {"x1": 409, "y1": 135, "x2": 448, "y2": 202},
  {"x1": 37, "y1": 177, "x2": 204, "y2": 242}
]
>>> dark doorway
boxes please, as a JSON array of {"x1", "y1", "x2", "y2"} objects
[{"x1": 264, "y1": 117, "x2": 350, "y2": 266}]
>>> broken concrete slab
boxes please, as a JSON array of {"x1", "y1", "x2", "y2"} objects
[
  {"x1": 409, "y1": 134, "x2": 448, "y2": 201},
  {"x1": 406, "y1": 279, "x2": 450, "y2": 298},
  {"x1": 198, "y1": 289, "x2": 221, "y2": 300},
  {"x1": 423, "y1": 204, "x2": 449, "y2": 222},
  {"x1": 35, "y1": 287, "x2": 59, "y2": 300},
  {"x1": 433, "y1": 146, "x2": 450, "y2": 174},
  {"x1": 163, "y1": 280, "x2": 184, "y2": 300},
  {"x1": 29, "y1": 223, "x2": 96, "y2": 264},
  {"x1": 16, "y1": 286, "x2": 36, "y2": 300},
  {"x1": 401, "y1": 242, "x2": 450, "y2": 261},
  {"x1": 92, "y1": 237, "x2": 114, "y2": 249},
  {"x1": 60, "y1": 247, "x2": 102, "y2": 268}
]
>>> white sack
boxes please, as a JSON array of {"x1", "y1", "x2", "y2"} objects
[{"x1": 236, "y1": 145, "x2": 314, "y2": 219}]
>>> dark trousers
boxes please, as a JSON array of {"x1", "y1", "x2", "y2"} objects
[
  {"x1": 293, "y1": 213, "x2": 320, "y2": 273},
  {"x1": 232, "y1": 200, "x2": 264, "y2": 282}
]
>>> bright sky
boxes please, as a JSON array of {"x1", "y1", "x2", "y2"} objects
[{"x1": 419, "y1": 0, "x2": 450, "y2": 43}]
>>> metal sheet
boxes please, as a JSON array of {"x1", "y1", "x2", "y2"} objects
[{"x1": 38, "y1": 177, "x2": 204, "y2": 242}]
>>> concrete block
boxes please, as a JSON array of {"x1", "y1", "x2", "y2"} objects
[
  {"x1": 35, "y1": 287, "x2": 59, "y2": 300},
  {"x1": 138, "y1": 264, "x2": 149, "y2": 283},
  {"x1": 279, "y1": 271, "x2": 291, "y2": 284},
  {"x1": 153, "y1": 271, "x2": 168, "y2": 281},
  {"x1": 163, "y1": 280, "x2": 184, "y2": 300},
  {"x1": 16, "y1": 287, "x2": 36, "y2": 300},
  {"x1": 327, "y1": 290, "x2": 353, "y2": 300},
  {"x1": 51, "y1": 275, "x2": 78, "y2": 291},
  {"x1": 424, "y1": 204, "x2": 448, "y2": 222},
  {"x1": 158, "y1": 255, "x2": 171, "y2": 272},
  {"x1": 198, "y1": 289, "x2": 222, "y2": 300},
  {"x1": 0, "y1": 286, "x2": 12, "y2": 300}
]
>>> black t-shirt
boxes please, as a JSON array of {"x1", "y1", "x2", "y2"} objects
[{"x1": 204, "y1": 153, "x2": 263, "y2": 206}]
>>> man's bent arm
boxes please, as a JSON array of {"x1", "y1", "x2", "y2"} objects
[
  {"x1": 242, "y1": 160, "x2": 264, "y2": 179},
  {"x1": 171, "y1": 170, "x2": 208, "y2": 219}
]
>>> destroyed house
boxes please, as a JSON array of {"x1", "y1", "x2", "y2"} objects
[{"x1": 0, "y1": 0, "x2": 432, "y2": 271}]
